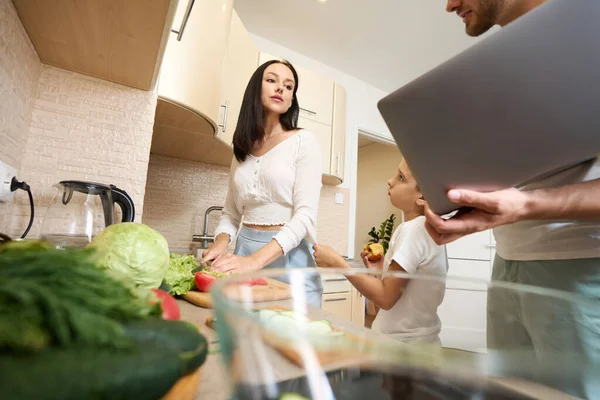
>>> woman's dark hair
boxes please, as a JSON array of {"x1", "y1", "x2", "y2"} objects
[{"x1": 232, "y1": 60, "x2": 300, "y2": 162}]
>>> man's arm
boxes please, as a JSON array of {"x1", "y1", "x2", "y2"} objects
[{"x1": 425, "y1": 179, "x2": 600, "y2": 245}]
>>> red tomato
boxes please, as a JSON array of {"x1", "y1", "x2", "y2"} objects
[
  {"x1": 247, "y1": 278, "x2": 268, "y2": 286},
  {"x1": 195, "y1": 272, "x2": 217, "y2": 292},
  {"x1": 151, "y1": 289, "x2": 181, "y2": 320}
]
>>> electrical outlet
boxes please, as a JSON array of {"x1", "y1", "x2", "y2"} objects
[
  {"x1": 0, "y1": 160, "x2": 17, "y2": 202},
  {"x1": 334, "y1": 193, "x2": 344, "y2": 204}
]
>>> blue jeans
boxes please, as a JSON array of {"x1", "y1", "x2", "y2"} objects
[{"x1": 234, "y1": 225, "x2": 323, "y2": 307}]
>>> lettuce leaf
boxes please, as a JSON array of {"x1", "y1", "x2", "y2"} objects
[{"x1": 163, "y1": 253, "x2": 198, "y2": 295}]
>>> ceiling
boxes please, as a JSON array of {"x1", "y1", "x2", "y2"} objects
[{"x1": 234, "y1": 0, "x2": 496, "y2": 92}]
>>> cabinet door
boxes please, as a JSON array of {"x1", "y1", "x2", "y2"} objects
[
  {"x1": 298, "y1": 116, "x2": 332, "y2": 176},
  {"x1": 330, "y1": 82, "x2": 347, "y2": 181},
  {"x1": 322, "y1": 292, "x2": 352, "y2": 321},
  {"x1": 259, "y1": 53, "x2": 334, "y2": 126},
  {"x1": 351, "y1": 287, "x2": 365, "y2": 326},
  {"x1": 158, "y1": 0, "x2": 233, "y2": 126},
  {"x1": 446, "y1": 230, "x2": 492, "y2": 261},
  {"x1": 447, "y1": 259, "x2": 491, "y2": 291},
  {"x1": 438, "y1": 289, "x2": 487, "y2": 353},
  {"x1": 217, "y1": 10, "x2": 259, "y2": 147}
]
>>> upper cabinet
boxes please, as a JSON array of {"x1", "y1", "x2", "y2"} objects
[
  {"x1": 216, "y1": 11, "x2": 260, "y2": 148},
  {"x1": 12, "y1": 0, "x2": 177, "y2": 91},
  {"x1": 158, "y1": 0, "x2": 233, "y2": 131},
  {"x1": 258, "y1": 53, "x2": 347, "y2": 186},
  {"x1": 151, "y1": 0, "x2": 234, "y2": 167}
]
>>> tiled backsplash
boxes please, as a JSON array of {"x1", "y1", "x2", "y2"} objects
[
  {"x1": 0, "y1": 0, "x2": 41, "y2": 234},
  {"x1": 7, "y1": 66, "x2": 158, "y2": 238},
  {"x1": 143, "y1": 155, "x2": 350, "y2": 255},
  {"x1": 143, "y1": 154, "x2": 230, "y2": 251}
]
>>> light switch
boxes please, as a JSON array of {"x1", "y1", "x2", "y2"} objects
[{"x1": 334, "y1": 193, "x2": 344, "y2": 204}]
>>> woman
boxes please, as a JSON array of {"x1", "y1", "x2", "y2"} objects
[{"x1": 201, "y1": 59, "x2": 323, "y2": 306}]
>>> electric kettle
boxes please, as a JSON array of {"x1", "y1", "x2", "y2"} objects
[{"x1": 40, "y1": 180, "x2": 135, "y2": 248}]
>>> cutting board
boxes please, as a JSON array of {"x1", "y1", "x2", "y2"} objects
[
  {"x1": 205, "y1": 306, "x2": 373, "y2": 368},
  {"x1": 182, "y1": 278, "x2": 291, "y2": 309}
]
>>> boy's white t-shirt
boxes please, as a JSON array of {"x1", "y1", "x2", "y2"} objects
[{"x1": 371, "y1": 216, "x2": 449, "y2": 341}]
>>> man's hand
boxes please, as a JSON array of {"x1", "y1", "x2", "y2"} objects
[
  {"x1": 313, "y1": 244, "x2": 347, "y2": 269},
  {"x1": 360, "y1": 251, "x2": 384, "y2": 270},
  {"x1": 424, "y1": 187, "x2": 528, "y2": 245}
]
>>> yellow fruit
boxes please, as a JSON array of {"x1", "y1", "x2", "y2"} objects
[{"x1": 363, "y1": 243, "x2": 384, "y2": 261}]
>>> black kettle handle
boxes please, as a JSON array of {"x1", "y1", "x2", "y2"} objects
[{"x1": 110, "y1": 185, "x2": 135, "y2": 223}]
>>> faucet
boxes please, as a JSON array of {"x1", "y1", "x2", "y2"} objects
[{"x1": 192, "y1": 206, "x2": 224, "y2": 248}]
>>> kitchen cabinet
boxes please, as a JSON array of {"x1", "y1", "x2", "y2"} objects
[
  {"x1": 11, "y1": 0, "x2": 176, "y2": 90},
  {"x1": 439, "y1": 229, "x2": 494, "y2": 353},
  {"x1": 158, "y1": 0, "x2": 233, "y2": 130},
  {"x1": 322, "y1": 292, "x2": 352, "y2": 321},
  {"x1": 350, "y1": 286, "x2": 366, "y2": 327},
  {"x1": 321, "y1": 273, "x2": 364, "y2": 326},
  {"x1": 322, "y1": 83, "x2": 347, "y2": 185},
  {"x1": 216, "y1": 10, "x2": 260, "y2": 147},
  {"x1": 151, "y1": 0, "x2": 234, "y2": 167},
  {"x1": 258, "y1": 52, "x2": 347, "y2": 185}
]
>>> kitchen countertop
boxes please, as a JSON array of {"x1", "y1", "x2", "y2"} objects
[
  {"x1": 178, "y1": 300, "x2": 577, "y2": 400},
  {"x1": 178, "y1": 298, "x2": 399, "y2": 400}
]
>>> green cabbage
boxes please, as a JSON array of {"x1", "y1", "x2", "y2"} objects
[{"x1": 89, "y1": 223, "x2": 169, "y2": 289}]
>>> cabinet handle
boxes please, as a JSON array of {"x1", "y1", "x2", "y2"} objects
[
  {"x1": 485, "y1": 244, "x2": 496, "y2": 249},
  {"x1": 335, "y1": 152, "x2": 341, "y2": 175},
  {"x1": 171, "y1": 0, "x2": 195, "y2": 41},
  {"x1": 300, "y1": 107, "x2": 317, "y2": 116},
  {"x1": 325, "y1": 278, "x2": 346, "y2": 282},
  {"x1": 324, "y1": 297, "x2": 347, "y2": 302},
  {"x1": 218, "y1": 101, "x2": 229, "y2": 132}
]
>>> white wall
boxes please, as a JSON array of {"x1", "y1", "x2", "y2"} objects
[
  {"x1": 250, "y1": 34, "x2": 393, "y2": 258},
  {"x1": 355, "y1": 142, "x2": 403, "y2": 260}
]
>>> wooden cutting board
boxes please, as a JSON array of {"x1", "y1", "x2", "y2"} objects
[
  {"x1": 182, "y1": 278, "x2": 291, "y2": 309},
  {"x1": 205, "y1": 306, "x2": 373, "y2": 368}
]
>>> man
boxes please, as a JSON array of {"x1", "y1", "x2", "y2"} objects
[{"x1": 425, "y1": 0, "x2": 600, "y2": 397}]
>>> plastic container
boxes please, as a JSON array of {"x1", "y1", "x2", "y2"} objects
[{"x1": 211, "y1": 268, "x2": 599, "y2": 400}]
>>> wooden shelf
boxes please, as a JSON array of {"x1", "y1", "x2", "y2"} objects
[
  {"x1": 150, "y1": 98, "x2": 233, "y2": 167},
  {"x1": 12, "y1": 0, "x2": 177, "y2": 91}
]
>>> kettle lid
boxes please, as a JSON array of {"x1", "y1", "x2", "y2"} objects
[{"x1": 59, "y1": 180, "x2": 112, "y2": 195}]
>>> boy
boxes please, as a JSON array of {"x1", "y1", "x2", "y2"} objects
[{"x1": 313, "y1": 159, "x2": 448, "y2": 344}]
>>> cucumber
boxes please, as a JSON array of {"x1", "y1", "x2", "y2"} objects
[
  {"x1": 306, "y1": 320, "x2": 333, "y2": 337},
  {"x1": 279, "y1": 393, "x2": 310, "y2": 400},
  {"x1": 0, "y1": 344, "x2": 184, "y2": 400},
  {"x1": 122, "y1": 318, "x2": 208, "y2": 374}
]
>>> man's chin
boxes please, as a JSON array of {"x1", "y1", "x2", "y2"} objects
[{"x1": 465, "y1": 22, "x2": 493, "y2": 37}]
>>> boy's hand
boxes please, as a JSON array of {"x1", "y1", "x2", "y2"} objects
[
  {"x1": 313, "y1": 244, "x2": 347, "y2": 268},
  {"x1": 360, "y1": 251, "x2": 384, "y2": 270}
]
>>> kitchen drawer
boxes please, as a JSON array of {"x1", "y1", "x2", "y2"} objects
[
  {"x1": 321, "y1": 273, "x2": 351, "y2": 293},
  {"x1": 446, "y1": 230, "x2": 493, "y2": 261},
  {"x1": 447, "y1": 259, "x2": 491, "y2": 291},
  {"x1": 322, "y1": 292, "x2": 352, "y2": 321}
]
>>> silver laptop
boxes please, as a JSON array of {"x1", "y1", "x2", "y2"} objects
[{"x1": 378, "y1": 0, "x2": 600, "y2": 215}]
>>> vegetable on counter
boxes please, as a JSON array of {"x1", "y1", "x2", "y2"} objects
[
  {"x1": 0, "y1": 246, "x2": 161, "y2": 352},
  {"x1": 255, "y1": 309, "x2": 344, "y2": 343},
  {"x1": 195, "y1": 271, "x2": 218, "y2": 292},
  {"x1": 0, "y1": 242, "x2": 209, "y2": 400},
  {"x1": 194, "y1": 271, "x2": 267, "y2": 293},
  {"x1": 88, "y1": 222, "x2": 170, "y2": 289},
  {"x1": 151, "y1": 289, "x2": 181, "y2": 320},
  {"x1": 163, "y1": 252, "x2": 198, "y2": 295}
]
